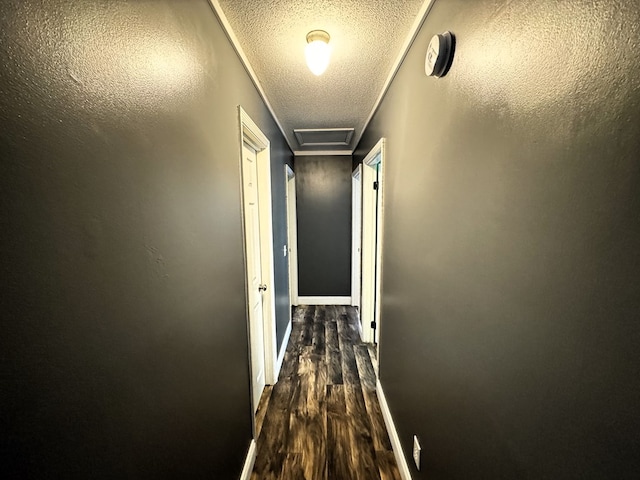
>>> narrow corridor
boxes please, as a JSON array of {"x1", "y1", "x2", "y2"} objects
[{"x1": 251, "y1": 306, "x2": 400, "y2": 479}]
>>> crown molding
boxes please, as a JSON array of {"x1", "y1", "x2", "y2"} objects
[
  {"x1": 207, "y1": 0, "x2": 294, "y2": 153},
  {"x1": 353, "y1": 0, "x2": 437, "y2": 150}
]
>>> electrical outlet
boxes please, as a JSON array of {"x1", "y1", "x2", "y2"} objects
[{"x1": 412, "y1": 435, "x2": 421, "y2": 470}]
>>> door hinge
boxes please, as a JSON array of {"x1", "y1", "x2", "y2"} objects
[
  {"x1": 373, "y1": 181, "x2": 379, "y2": 190},
  {"x1": 371, "y1": 321, "x2": 377, "y2": 329}
]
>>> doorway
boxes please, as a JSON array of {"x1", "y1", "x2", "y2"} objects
[
  {"x1": 242, "y1": 143, "x2": 267, "y2": 411},
  {"x1": 239, "y1": 107, "x2": 278, "y2": 419},
  {"x1": 351, "y1": 164, "x2": 362, "y2": 313},
  {"x1": 359, "y1": 138, "x2": 386, "y2": 346},
  {"x1": 285, "y1": 165, "x2": 299, "y2": 307}
]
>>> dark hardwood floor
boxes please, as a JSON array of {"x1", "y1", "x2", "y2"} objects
[{"x1": 251, "y1": 305, "x2": 400, "y2": 480}]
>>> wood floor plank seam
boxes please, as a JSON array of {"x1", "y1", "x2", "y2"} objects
[{"x1": 251, "y1": 305, "x2": 400, "y2": 480}]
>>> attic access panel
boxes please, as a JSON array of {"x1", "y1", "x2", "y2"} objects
[{"x1": 294, "y1": 128, "x2": 355, "y2": 147}]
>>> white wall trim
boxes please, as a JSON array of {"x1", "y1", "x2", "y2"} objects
[
  {"x1": 208, "y1": 1, "x2": 293, "y2": 153},
  {"x1": 297, "y1": 296, "x2": 352, "y2": 305},
  {"x1": 239, "y1": 439, "x2": 257, "y2": 480},
  {"x1": 353, "y1": 0, "x2": 437, "y2": 150},
  {"x1": 274, "y1": 319, "x2": 292, "y2": 382},
  {"x1": 293, "y1": 150, "x2": 353, "y2": 156},
  {"x1": 377, "y1": 380, "x2": 413, "y2": 480},
  {"x1": 211, "y1": 0, "x2": 436, "y2": 158}
]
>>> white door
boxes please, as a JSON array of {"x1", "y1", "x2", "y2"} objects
[{"x1": 242, "y1": 143, "x2": 266, "y2": 412}]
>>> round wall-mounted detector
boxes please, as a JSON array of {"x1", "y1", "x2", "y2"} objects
[{"x1": 425, "y1": 31, "x2": 454, "y2": 77}]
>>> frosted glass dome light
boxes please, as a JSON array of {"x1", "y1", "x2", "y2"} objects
[{"x1": 305, "y1": 30, "x2": 331, "y2": 76}]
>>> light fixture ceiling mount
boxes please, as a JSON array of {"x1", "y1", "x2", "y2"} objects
[{"x1": 305, "y1": 30, "x2": 331, "y2": 76}]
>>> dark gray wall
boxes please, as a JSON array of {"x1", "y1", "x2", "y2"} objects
[
  {"x1": 295, "y1": 156, "x2": 352, "y2": 297},
  {"x1": 356, "y1": 0, "x2": 640, "y2": 478},
  {"x1": 270, "y1": 149, "x2": 295, "y2": 349},
  {"x1": 0, "y1": 0, "x2": 292, "y2": 478}
]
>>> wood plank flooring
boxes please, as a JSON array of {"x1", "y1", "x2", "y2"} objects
[{"x1": 251, "y1": 305, "x2": 400, "y2": 480}]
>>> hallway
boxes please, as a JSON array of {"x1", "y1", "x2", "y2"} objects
[
  {"x1": 251, "y1": 306, "x2": 400, "y2": 479},
  {"x1": 3, "y1": 1, "x2": 640, "y2": 477}
]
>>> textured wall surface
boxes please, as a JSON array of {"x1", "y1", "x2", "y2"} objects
[
  {"x1": 295, "y1": 156, "x2": 352, "y2": 296},
  {"x1": 356, "y1": 0, "x2": 640, "y2": 478},
  {"x1": 0, "y1": 0, "x2": 291, "y2": 477}
]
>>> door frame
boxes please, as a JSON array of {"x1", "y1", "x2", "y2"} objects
[
  {"x1": 351, "y1": 165, "x2": 362, "y2": 310},
  {"x1": 239, "y1": 107, "x2": 278, "y2": 393},
  {"x1": 360, "y1": 138, "x2": 386, "y2": 345},
  {"x1": 285, "y1": 165, "x2": 299, "y2": 306}
]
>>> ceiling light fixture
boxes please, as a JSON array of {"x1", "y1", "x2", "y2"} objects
[{"x1": 305, "y1": 30, "x2": 331, "y2": 76}]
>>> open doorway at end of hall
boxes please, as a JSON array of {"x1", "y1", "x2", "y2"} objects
[{"x1": 352, "y1": 138, "x2": 386, "y2": 369}]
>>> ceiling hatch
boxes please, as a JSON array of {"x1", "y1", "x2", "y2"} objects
[{"x1": 293, "y1": 128, "x2": 355, "y2": 147}]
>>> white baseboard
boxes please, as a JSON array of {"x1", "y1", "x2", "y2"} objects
[
  {"x1": 297, "y1": 296, "x2": 352, "y2": 305},
  {"x1": 239, "y1": 439, "x2": 257, "y2": 480},
  {"x1": 377, "y1": 379, "x2": 413, "y2": 480},
  {"x1": 274, "y1": 320, "x2": 292, "y2": 381}
]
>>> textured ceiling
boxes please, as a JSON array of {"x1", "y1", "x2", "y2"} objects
[{"x1": 214, "y1": 0, "x2": 427, "y2": 154}]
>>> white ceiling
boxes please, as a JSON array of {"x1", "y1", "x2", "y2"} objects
[{"x1": 211, "y1": 0, "x2": 431, "y2": 155}]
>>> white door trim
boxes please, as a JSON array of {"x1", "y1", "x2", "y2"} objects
[
  {"x1": 285, "y1": 165, "x2": 299, "y2": 306},
  {"x1": 361, "y1": 138, "x2": 386, "y2": 345},
  {"x1": 351, "y1": 165, "x2": 362, "y2": 309},
  {"x1": 239, "y1": 107, "x2": 278, "y2": 390}
]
